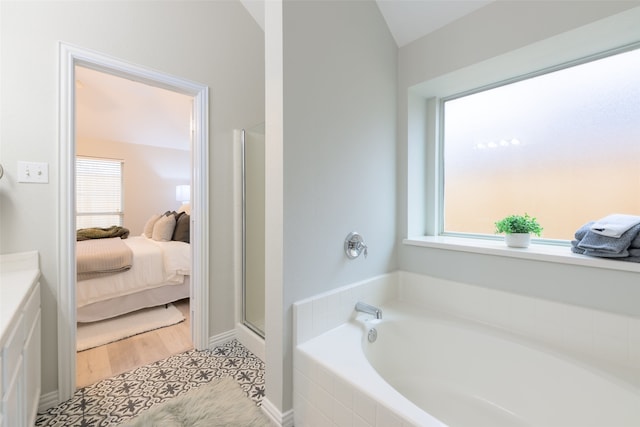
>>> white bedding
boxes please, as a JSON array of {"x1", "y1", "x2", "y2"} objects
[{"x1": 76, "y1": 235, "x2": 190, "y2": 308}]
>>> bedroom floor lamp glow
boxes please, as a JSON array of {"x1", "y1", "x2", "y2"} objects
[{"x1": 176, "y1": 185, "x2": 190, "y2": 204}]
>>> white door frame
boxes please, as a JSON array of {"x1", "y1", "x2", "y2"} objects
[{"x1": 57, "y1": 42, "x2": 209, "y2": 403}]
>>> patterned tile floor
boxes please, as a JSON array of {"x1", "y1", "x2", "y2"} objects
[{"x1": 36, "y1": 339, "x2": 265, "y2": 427}]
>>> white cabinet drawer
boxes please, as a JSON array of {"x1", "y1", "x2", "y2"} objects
[
  {"x1": 0, "y1": 253, "x2": 39, "y2": 427},
  {"x1": 1, "y1": 314, "x2": 23, "y2": 391},
  {"x1": 23, "y1": 285, "x2": 40, "y2": 331},
  {"x1": 24, "y1": 311, "x2": 40, "y2": 426},
  {"x1": 2, "y1": 354, "x2": 23, "y2": 427}
]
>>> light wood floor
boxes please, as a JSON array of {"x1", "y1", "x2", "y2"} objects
[{"x1": 76, "y1": 298, "x2": 193, "y2": 389}]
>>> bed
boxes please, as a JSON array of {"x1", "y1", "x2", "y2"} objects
[{"x1": 76, "y1": 209, "x2": 191, "y2": 323}]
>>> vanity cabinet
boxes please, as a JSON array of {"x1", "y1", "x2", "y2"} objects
[{"x1": 0, "y1": 251, "x2": 41, "y2": 427}]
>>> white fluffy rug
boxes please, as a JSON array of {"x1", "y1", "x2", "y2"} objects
[
  {"x1": 120, "y1": 376, "x2": 272, "y2": 426},
  {"x1": 77, "y1": 303, "x2": 185, "y2": 351}
]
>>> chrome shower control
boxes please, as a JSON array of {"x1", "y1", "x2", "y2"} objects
[{"x1": 344, "y1": 232, "x2": 368, "y2": 259}]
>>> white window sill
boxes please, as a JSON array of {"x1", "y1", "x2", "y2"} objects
[{"x1": 404, "y1": 236, "x2": 640, "y2": 273}]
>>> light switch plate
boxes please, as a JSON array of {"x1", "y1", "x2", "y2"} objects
[{"x1": 17, "y1": 161, "x2": 49, "y2": 183}]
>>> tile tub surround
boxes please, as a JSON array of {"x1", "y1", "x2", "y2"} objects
[
  {"x1": 292, "y1": 271, "x2": 640, "y2": 426},
  {"x1": 292, "y1": 272, "x2": 399, "y2": 346}
]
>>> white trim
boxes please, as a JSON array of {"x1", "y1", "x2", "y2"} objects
[
  {"x1": 404, "y1": 236, "x2": 640, "y2": 273},
  {"x1": 57, "y1": 41, "x2": 77, "y2": 405},
  {"x1": 208, "y1": 329, "x2": 236, "y2": 348},
  {"x1": 38, "y1": 390, "x2": 59, "y2": 413},
  {"x1": 235, "y1": 322, "x2": 265, "y2": 362},
  {"x1": 261, "y1": 397, "x2": 294, "y2": 427},
  {"x1": 57, "y1": 42, "x2": 209, "y2": 403},
  {"x1": 264, "y1": 0, "x2": 286, "y2": 416},
  {"x1": 191, "y1": 78, "x2": 210, "y2": 351}
]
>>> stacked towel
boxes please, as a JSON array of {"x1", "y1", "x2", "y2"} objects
[
  {"x1": 590, "y1": 214, "x2": 640, "y2": 238},
  {"x1": 571, "y1": 216, "x2": 640, "y2": 262}
]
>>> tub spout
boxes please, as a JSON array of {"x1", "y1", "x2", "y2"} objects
[{"x1": 355, "y1": 301, "x2": 382, "y2": 319}]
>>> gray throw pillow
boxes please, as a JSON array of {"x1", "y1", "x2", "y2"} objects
[{"x1": 172, "y1": 213, "x2": 190, "y2": 243}]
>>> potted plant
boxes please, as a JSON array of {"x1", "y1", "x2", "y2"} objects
[{"x1": 494, "y1": 213, "x2": 543, "y2": 248}]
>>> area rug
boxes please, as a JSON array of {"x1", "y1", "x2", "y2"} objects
[
  {"x1": 120, "y1": 376, "x2": 272, "y2": 426},
  {"x1": 76, "y1": 303, "x2": 184, "y2": 351}
]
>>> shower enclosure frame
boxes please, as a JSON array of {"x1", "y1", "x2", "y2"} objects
[{"x1": 241, "y1": 128, "x2": 266, "y2": 338}]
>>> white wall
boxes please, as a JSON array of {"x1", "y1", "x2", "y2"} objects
[
  {"x1": 397, "y1": 2, "x2": 640, "y2": 317},
  {"x1": 78, "y1": 138, "x2": 190, "y2": 235},
  {"x1": 0, "y1": 0, "x2": 264, "y2": 397},
  {"x1": 265, "y1": 0, "x2": 398, "y2": 416}
]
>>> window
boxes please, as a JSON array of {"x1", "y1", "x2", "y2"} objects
[
  {"x1": 441, "y1": 46, "x2": 640, "y2": 241},
  {"x1": 76, "y1": 157, "x2": 124, "y2": 229}
]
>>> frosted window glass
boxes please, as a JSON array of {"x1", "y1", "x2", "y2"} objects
[{"x1": 443, "y1": 47, "x2": 640, "y2": 240}]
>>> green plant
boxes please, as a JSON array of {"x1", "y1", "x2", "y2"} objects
[{"x1": 494, "y1": 213, "x2": 543, "y2": 236}]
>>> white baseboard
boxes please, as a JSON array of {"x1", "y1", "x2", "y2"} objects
[
  {"x1": 261, "y1": 397, "x2": 294, "y2": 427},
  {"x1": 208, "y1": 329, "x2": 236, "y2": 348},
  {"x1": 235, "y1": 323, "x2": 265, "y2": 361},
  {"x1": 38, "y1": 390, "x2": 59, "y2": 413}
]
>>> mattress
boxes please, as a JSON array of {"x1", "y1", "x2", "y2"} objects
[{"x1": 76, "y1": 235, "x2": 191, "y2": 308}]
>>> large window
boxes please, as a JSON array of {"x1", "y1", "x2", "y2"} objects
[
  {"x1": 76, "y1": 157, "x2": 124, "y2": 229},
  {"x1": 442, "y1": 46, "x2": 640, "y2": 241}
]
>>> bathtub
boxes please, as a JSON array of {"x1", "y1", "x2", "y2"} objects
[{"x1": 294, "y1": 300, "x2": 640, "y2": 427}]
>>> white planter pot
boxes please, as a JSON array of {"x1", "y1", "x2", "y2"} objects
[{"x1": 504, "y1": 233, "x2": 531, "y2": 248}]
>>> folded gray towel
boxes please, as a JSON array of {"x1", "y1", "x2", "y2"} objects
[
  {"x1": 575, "y1": 221, "x2": 640, "y2": 256},
  {"x1": 571, "y1": 239, "x2": 640, "y2": 262},
  {"x1": 574, "y1": 222, "x2": 594, "y2": 241},
  {"x1": 583, "y1": 249, "x2": 630, "y2": 258},
  {"x1": 577, "y1": 222, "x2": 640, "y2": 254},
  {"x1": 571, "y1": 240, "x2": 584, "y2": 254}
]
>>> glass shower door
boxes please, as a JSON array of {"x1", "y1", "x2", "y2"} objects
[{"x1": 242, "y1": 124, "x2": 265, "y2": 338}]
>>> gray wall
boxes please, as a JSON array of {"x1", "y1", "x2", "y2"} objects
[
  {"x1": 397, "y1": 2, "x2": 640, "y2": 316},
  {"x1": 277, "y1": 0, "x2": 398, "y2": 412},
  {"x1": 0, "y1": 0, "x2": 264, "y2": 397}
]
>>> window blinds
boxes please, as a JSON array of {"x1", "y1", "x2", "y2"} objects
[{"x1": 76, "y1": 157, "x2": 123, "y2": 229}]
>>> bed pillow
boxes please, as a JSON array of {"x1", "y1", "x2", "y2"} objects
[
  {"x1": 172, "y1": 213, "x2": 190, "y2": 243},
  {"x1": 177, "y1": 203, "x2": 191, "y2": 215},
  {"x1": 152, "y1": 213, "x2": 176, "y2": 241},
  {"x1": 143, "y1": 213, "x2": 162, "y2": 238}
]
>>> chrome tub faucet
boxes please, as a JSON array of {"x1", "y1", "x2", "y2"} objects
[{"x1": 355, "y1": 301, "x2": 382, "y2": 319}]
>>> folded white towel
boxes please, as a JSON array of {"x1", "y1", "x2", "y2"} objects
[{"x1": 590, "y1": 214, "x2": 640, "y2": 238}]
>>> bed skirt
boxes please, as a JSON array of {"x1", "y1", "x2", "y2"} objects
[{"x1": 77, "y1": 277, "x2": 190, "y2": 323}]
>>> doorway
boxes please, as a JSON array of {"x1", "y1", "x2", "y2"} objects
[
  {"x1": 74, "y1": 65, "x2": 192, "y2": 387},
  {"x1": 58, "y1": 43, "x2": 210, "y2": 403}
]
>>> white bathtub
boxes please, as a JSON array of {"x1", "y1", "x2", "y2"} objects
[{"x1": 294, "y1": 300, "x2": 640, "y2": 427}]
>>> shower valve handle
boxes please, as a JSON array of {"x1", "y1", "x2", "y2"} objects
[{"x1": 345, "y1": 232, "x2": 368, "y2": 259}]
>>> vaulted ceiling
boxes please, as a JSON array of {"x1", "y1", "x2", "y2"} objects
[
  {"x1": 76, "y1": 1, "x2": 493, "y2": 151},
  {"x1": 241, "y1": 0, "x2": 494, "y2": 47},
  {"x1": 75, "y1": 66, "x2": 192, "y2": 151}
]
